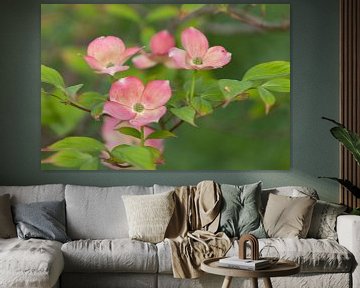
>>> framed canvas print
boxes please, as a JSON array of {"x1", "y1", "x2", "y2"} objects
[{"x1": 41, "y1": 4, "x2": 290, "y2": 171}]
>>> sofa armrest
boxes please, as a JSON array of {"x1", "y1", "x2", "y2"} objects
[{"x1": 337, "y1": 215, "x2": 360, "y2": 288}]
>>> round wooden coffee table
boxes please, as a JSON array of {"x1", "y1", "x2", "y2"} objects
[{"x1": 201, "y1": 257, "x2": 300, "y2": 288}]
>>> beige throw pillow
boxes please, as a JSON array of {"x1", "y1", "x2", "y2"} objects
[
  {"x1": 263, "y1": 193, "x2": 316, "y2": 238},
  {"x1": 122, "y1": 191, "x2": 175, "y2": 243},
  {"x1": 0, "y1": 194, "x2": 17, "y2": 238}
]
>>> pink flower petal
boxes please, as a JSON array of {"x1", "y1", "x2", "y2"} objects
[
  {"x1": 202, "y1": 46, "x2": 232, "y2": 69},
  {"x1": 141, "y1": 80, "x2": 171, "y2": 109},
  {"x1": 109, "y1": 77, "x2": 144, "y2": 107},
  {"x1": 150, "y1": 30, "x2": 175, "y2": 55},
  {"x1": 103, "y1": 101, "x2": 136, "y2": 121},
  {"x1": 181, "y1": 27, "x2": 209, "y2": 59},
  {"x1": 129, "y1": 106, "x2": 167, "y2": 126},
  {"x1": 84, "y1": 56, "x2": 104, "y2": 71},
  {"x1": 120, "y1": 46, "x2": 142, "y2": 63},
  {"x1": 102, "y1": 65, "x2": 129, "y2": 76},
  {"x1": 132, "y1": 54, "x2": 157, "y2": 69},
  {"x1": 87, "y1": 36, "x2": 126, "y2": 66},
  {"x1": 168, "y1": 48, "x2": 190, "y2": 69}
]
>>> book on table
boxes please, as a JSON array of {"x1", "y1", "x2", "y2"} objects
[{"x1": 218, "y1": 257, "x2": 271, "y2": 270}]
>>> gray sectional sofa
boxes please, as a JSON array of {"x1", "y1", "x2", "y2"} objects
[{"x1": 0, "y1": 184, "x2": 359, "y2": 288}]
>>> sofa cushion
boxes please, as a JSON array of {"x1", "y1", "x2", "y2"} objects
[
  {"x1": 261, "y1": 186, "x2": 319, "y2": 213},
  {"x1": 12, "y1": 200, "x2": 70, "y2": 243},
  {"x1": 61, "y1": 239, "x2": 158, "y2": 273},
  {"x1": 0, "y1": 238, "x2": 64, "y2": 288},
  {"x1": 157, "y1": 238, "x2": 353, "y2": 274},
  {"x1": 0, "y1": 184, "x2": 65, "y2": 204},
  {"x1": 122, "y1": 191, "x2": 175, "y2": 243},
  {"x1": 65, "y1": 185, "x2": 153, "y2": 239},
  {"x1": 307, "y1": 200, "x2": 347, "y2": 240}
]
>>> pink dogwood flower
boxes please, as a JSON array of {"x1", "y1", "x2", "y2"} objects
[
  {"x1": 102, "y1": 116, "x2": 164, "y2": 151},
  {"x1": 169, "y1": 27, "x2": 231, "y2": 70},
  {"x1": 84, "y1": 36, "x2": 141, "y2": 75},
  {"x1": 132, "y1": 30, "x2": 176, "y2": 69},
  {"x1": 103, "y1": 76, "x2": 171, "y2": 127}
]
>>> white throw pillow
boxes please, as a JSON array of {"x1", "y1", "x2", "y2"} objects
[{"x1": 122, "y1": 191, "x2": 175, "y2": 243}]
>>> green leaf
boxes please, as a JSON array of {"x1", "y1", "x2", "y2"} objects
[
  {"x1": 80, "y1": 157, "x2": 99, "y2": 170},
  {"x1": 258, "y1": 87, "x2": 276, "y2": 114},
  {"x1": 170, "y1": 106, "x2": 197, "y2": 126},
  {"x1": 41, "y1": 65, "x2": 65, "y2": 89},
  {"x1": 180, "y1": 4, "x2": 206, "y2": 15},
  {"x1": 331, "y1": 126, "x2": 360, "y2": 165},
  {"x1": 42, "y1": 150, "x2": 96, "y2": 169},
  {"x1": 105, "y1": 4, "x2": 141, "y2": 23},
  {"x1": 243, "y1": 61, "x2": 290, "y2": 81},
  {"x1": 111, "y1": 145, "x2": 156, "y2": 170},
  {"x1": 219, "y1": 79, "x2": 253, "y2": 100},
  {"x1": 91, "y1": 102, "x2": 105, "y2": 120},
  {"x1": 78, "y1": 92, "x2": 107, "y2": 109},
  {"x1": 145, "y1": 146, "x2": 163, "y2": 163},
  {"x1": 146, "y1": 5, "x2": 179, "y2": 22},
  {"x1": 262, "y1": 78, "x2": 290, "y2": 93},
  {"x1": 191, "y1": 97, "x2": 213, "y2": 116},
  {"x1": 118, "y1": 127, "x2": 141, "y2": 139},
  {"x1": 47, "y1": 137, "x2": 105, "y2": 154},
  {"x1": 319, "y1": 177, "x2": 360, "y2": 199},
  {"x1": 65, "y1": 84, "x2": 84, "y2": 99},
  {"x1": 146, "y1": 130, "x2": 176, "y2": 140}
]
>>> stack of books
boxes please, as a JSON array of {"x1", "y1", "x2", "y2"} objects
[{"x1": 218, "y1": 257, "x2": 271, "y2": 270}]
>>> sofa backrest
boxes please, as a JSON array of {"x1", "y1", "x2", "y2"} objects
[
  {"x1": 65, "y1": 184, "x2": 153, "y2": 240},
  {"x1": 0, "y1": 184, "x2": 65, "y2": 204}
]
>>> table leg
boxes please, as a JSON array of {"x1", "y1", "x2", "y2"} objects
[
  {"x1": 221, "y1": 276, "x2": 233, "y2": 288},
  {"x1": 251, "y1": 278, "x2": 258, "y2": 288},
  {"x1": 263, "y1": 277, "x2": 273, "y2": 288}
]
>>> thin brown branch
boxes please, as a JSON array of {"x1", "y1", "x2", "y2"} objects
[{"x1": 61, "y1": 100, "x2": 91, "y2": 113}]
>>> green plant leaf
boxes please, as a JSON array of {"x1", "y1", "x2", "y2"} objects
[
  {"x1": 41, "y1": 65, "x2": 65, "y2": 89},
  {"x1": 258, "y1": 87, "x2": 276, "y2": 114},
  {"x1": 262, "y1": 78, "x2": 290, "y2": 93},
  {"x1": 330, "y1": 126, "x2": 360, "y2": 165},
  {"x1": 65, "y1": 84, "x2": 84, "y2": 99},
  {"x1": 118, "y1": 127, "x2": 142, "y2": 139},
  {"x1": 90, "y1": 102, "x2": 105, "y2": 120},
  {"x1": 146, "y1": 130, "x2": 176, "y2": 140},
  {"x1": 319, "y1": 177, "x2": 360, "y2": 198},
  {"x1": 78, "y1": 92, "x2": 107, "y2": 109},
  {"x1": 191, "y1": 97, "x2": 213, "y2": 116},
  {"x1": 104, "y1": 4, "x2": 141, "y2": 23},
  {"x1": 46, "y1": 137, "x2": 105, "y2": 154},
  {"x1": 243, "y1": 61, "x2": 290, "y2": 81},
  {"x1": 146, "y1": 5, "x2": 179, "y2": 22},
  {"x1": 111, "y1": 145, "x2": 156, "y2": 170},
  {"x1": 80, "y1": 157, "x2": 99, "y2": 170},
  {"x1": 145, "y1": 146, "x2": 163, "y2": 163},
  {"x1": 170, "y1": 106, "x2": 196, "y2": 126},
  {"x1": 219, "y1": 79, "x2": 253, "y2": 100},
  {"x1": 42, "y1": 150, "x2": 96, "y2": 169},
  {"x1": 141, "y1": 26, "x2": 156, "y2": 46}
]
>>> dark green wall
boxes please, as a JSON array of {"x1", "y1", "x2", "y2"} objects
[{"x1": 0, "y1": 0, "x2": 340, "y2": 202}]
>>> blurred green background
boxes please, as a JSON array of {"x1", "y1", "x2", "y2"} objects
[{"x1": 41, "y1": 4, "x2": 290, "y2": 170}]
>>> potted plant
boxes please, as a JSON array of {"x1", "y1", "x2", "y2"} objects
[{"x1": 320, "y1": 117, "x2": 360, "y2": 215}]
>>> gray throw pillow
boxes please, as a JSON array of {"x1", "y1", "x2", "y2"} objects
[
  {"x1": 307, "y1": 200, "x2": 347, "y2": 240},
  {"x1": 0, "y1": 194, "x2": 16, "y2": 238},
  {"x1": 12, "y1": 200, "x2": 70, "y2": 243},
  {"x1": 218, "y1": 182, "x2": 266, "y2": 238}
]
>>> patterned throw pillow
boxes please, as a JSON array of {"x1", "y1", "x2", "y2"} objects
[
  {"x1": 307, "y1": 200, "x2": 347, "y2": 240},
  {"x1": 263, "y1": 193, "x2": 316, "y2": 238},
  {"x1": 122, "y1": 191, "x2": 175, "y2": 243},
  {"x1": 218, "y1": 182, "x2": 266, "y2": 239}
]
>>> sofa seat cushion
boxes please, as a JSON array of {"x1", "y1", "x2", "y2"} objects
[
  {"x1": 157, "y1": 238, "x2": 353, "y2": 274},
  {"x1": 61, "y1": 239, "x2": 158, "y2": 273},
  {"x1": 0, "y1": 238, "x2": 64, "y2": 288}
]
